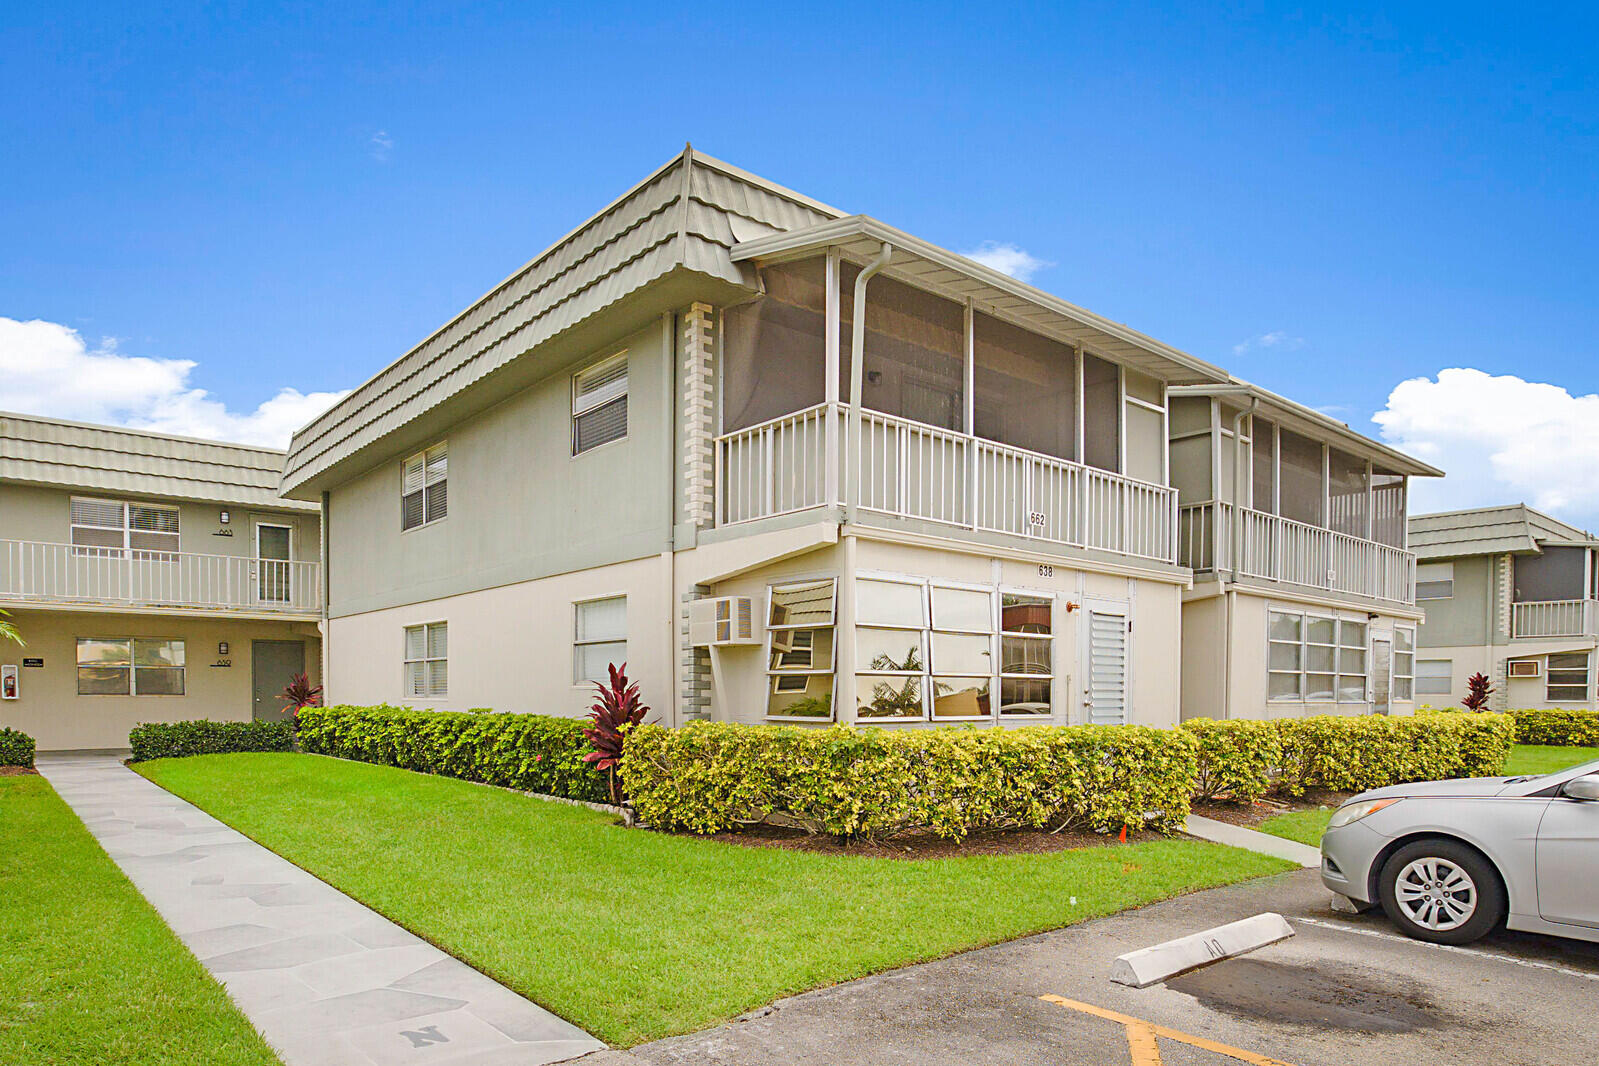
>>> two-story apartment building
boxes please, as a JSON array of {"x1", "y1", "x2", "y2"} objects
[
  {"x1": 0, "y1": 413, "x2": 323, "y2": 750},
  {"x1": 1409, "y1": 505, "x2": 1598, "y2": 711},
  {"x1": 278, "y1": 147, "x2": 1434, "y2": 730},
  {"x1": 1172, "y1": 384, "x2": 1442, "y2": 719}
]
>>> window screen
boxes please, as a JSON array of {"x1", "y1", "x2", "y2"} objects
[
  {"x1": 973, "y1": 313, "x2": 1076, "y2": 459},
  {"x1": 1082, "y1": 354, "x2": 1120, "y2": 472},
  {"x1": 1328, "y1": 449, "x2": 1369, "y2": 538},
  {"x1": 722, "y1": 259, "x2": 830, "y2": 432},
  {"x1": 572, "y1": 354, "x2": 629, "y2": 453},
  {"x1": 838, "y1": 266, "x2": 965, "y2": 431},
  {"x1": 70, "y1": 497, "x2": 179, "y2": 556},
  {"x1": 402, "y1": 443, "x2": 448, "y2": 530},
  {"x1": 1415, "y1": 659, "x2": 1453, "y2": 695},
  {"x1": 1415, "y1": 562, "x2": 1454, "y2": 600},
  {"x1": 574, "y1": 598, "x2": 626, "y2": 684},
  {"x1": 1547, "y1": 652, "x2": 1591, "y2": 703},
  {"x1": 404, "y1": 622, "x2": 448, "y2": 697},
  {"x1": 1251, "y1": 418, "x2": 1276, "y2": 513},
  {"x1": 1278, "y1": 430, "x2": 1324, "y2": 526},
  {"x1": 76, "y1": 637, "x2": 184, "y2": 695}
]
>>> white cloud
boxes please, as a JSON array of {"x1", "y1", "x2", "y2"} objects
[
  {"x1": 1373, "y1": 367, "x2": 1599, "y2": 527},
  {"x1": 1232, "y1": 330, "x2": 1305, "y2": 357},
  {"x1": 369, "y1": 129, "x2": 393, "y2": 162},
  {"x1": 0, "y1": 316, "x2": 348, "y2": 449},
  {"x1": 959, "y1": 241, "x2": 1052, "y2": 282}
]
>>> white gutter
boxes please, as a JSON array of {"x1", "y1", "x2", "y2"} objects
[{"x1": 845, "y1": 242, "x2": 894, "y2": 527}]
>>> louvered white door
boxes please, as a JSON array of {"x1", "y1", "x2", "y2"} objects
[{"x1": 1084, "y1": 607, "x2": 1129, "y2": 725}]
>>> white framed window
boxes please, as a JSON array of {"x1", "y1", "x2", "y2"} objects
[
  {"x1": 76, "y1": 638, "x2": 185, "y2": 695},
  {"x1": 1415, "y1": 561, "x2": 1454, "y2": 600},
  {"x1": 1393, "y1": 627, "x2": 1415, "y2": 701},
  {"x1": 1547, "y1": 652, "x2": 1591, "y2": 703},
  {"x1": 929, "y1": 584, "x2": 996, "y2": 720},
  {"x1": 766, "y1": 579, "x2": 837, "y2": 719},
  {"x1": 1416, "y1": 658, "x2": 1453, "y2": 696},
  {"x1": 401, "y1": 443, "x2": 448, "y2": 530},
  {"x1": 574, "y1": 597, "x2": 627, "y2": 684},
  {"x1": 404, "y1": 622, "x2": 448, "y2": 697},
  {"x1": 70, "y1": 497, "x2": 179, "y2": 557},
  {"x1": 998, "y1": 591, "x2": 1053, "y2": 716},
  {"x1": 1267, "y1": 610, "x2": 1367, "y2": 702},
  {"x1": 572, "y1": 353, "x2": 628, "y2": 454},
  {"x1": 855, "y1": 576, "x2": 927, "y2": 720}
]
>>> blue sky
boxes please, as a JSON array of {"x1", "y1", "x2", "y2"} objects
[{"x1": 4, "y1": 3, "x2": 1597, "y2": 521}]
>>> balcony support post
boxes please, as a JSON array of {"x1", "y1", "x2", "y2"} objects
[
  {"x1": 964, "y1": 297, "x2": 977, "y2": 530},
  {"x1": 824, "y1": 249, "x2": 841, "y2": 507}
]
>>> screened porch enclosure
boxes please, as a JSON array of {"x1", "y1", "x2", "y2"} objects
[
  {"x1": 1172, "y1": 397, "x2": 1417, "y2": 604},
  {"x1": 716, "y1": 256, "x2": 1177, "y2": 564}
]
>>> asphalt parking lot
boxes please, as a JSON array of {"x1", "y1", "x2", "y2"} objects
[{"x1": 579, "y1": 867, "x2": 1599, "y2": 1066}]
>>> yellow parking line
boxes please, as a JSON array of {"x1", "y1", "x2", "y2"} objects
[{"x1": 1039, "y1": 995, "x2": 1299, "y2": 1066}]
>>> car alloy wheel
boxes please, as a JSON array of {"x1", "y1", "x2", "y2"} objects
[{"x1": 1393, "y1": 857, "x2": 1477, "y2": 931}]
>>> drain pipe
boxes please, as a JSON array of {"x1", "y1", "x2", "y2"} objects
[{"x1": 845, "y1": 242, "x2": 894, "y2": 527}]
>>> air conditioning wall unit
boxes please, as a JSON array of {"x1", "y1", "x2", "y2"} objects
[
  {"x1": 688, "y1": 596, "x2": 761, "y2": 647},
  {"x1": 1506, "y1": 659, "x2": 1542, "y2": 679}
]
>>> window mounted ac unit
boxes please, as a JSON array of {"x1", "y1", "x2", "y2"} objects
[
  {"x1": 1507, "y1": 660, "x2": 1542, "y2": 679},
  {"x1": 688, "y1": 596, "x2": 760, "y2": 647}
]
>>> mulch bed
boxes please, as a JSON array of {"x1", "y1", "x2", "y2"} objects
[
  {"x1": 0, "y1": 765, "x2": 40, "y2": 777},
  {"x1": 703, "y1": 821, "x2": 1161, "y2": 859},
  {"x1": 1192, "y1": 790, "x2": 1351, "y2": 830}
]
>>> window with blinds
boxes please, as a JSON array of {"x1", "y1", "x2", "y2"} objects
[
  {"x1": 403, "y1": 622, "x2": 448, "y2": 697},
  {"x1": 70, "y1": 497, "x2": 179, "y2": 557},
  {"x1": 401, "y1": 443, "x2": 448, "y2": 530},
  {"x1": 572, "y1": 353, "x2": 628, "y2": 454},
  {"x1": 574, "y1": 597, "x2": 627, "y2": 684}
]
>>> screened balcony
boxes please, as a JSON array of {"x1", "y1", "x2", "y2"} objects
[
  {"x1": 712, "y1": 254, "x2": 1180, "y2": 565},
  {"x1": 1509, "y1": 545, "x2": 1599, "y2": 637},
  {"x1": 1169, "y1": 388, "x2": 1440, "y2": 605}
]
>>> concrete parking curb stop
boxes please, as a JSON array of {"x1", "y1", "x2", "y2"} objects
[{"x1": 1110, "y1": 912, "x2": 1296, "y2": 988}]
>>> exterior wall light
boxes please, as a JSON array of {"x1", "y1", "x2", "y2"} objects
[{"x1": 219, "y1": 509, "x2": 231, "y2": 525}]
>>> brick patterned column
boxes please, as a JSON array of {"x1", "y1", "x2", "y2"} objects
[
  {"x1": 681, "y1": 303, "x2": 714, "y2": 528},
  {"x1": 680, "y1": 585, "x2": 713, "y2": 720}
]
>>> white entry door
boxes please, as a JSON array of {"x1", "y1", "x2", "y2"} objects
[{"x1": 1081, "y1": 603, "x2": 1130, "y2": 724}]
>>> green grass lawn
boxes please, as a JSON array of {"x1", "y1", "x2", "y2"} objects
[
  {"x1": 137, "y1": 753, "x2": 1291, "y2": 1046},
  {"x1": 1503, "y1": 744, "x2": 1599, "y2": 776},
  {"x1": 1257, "y1": 744, "x2": 1599, "y2": 847},
  {"x1": 0, "y1": 775, "x2": 282, "y2": 1066}
]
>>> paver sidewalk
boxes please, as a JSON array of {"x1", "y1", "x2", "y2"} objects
[{"x1": 38, "y1": 755, "x2": 605, "y2": 1066}]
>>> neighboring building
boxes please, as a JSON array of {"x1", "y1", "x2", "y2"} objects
[
  {"x1": 1409, "y1": 505, "x2": 1598, "y2": 711},
  {"x1": 0, "y1": 413, "x2": 323, "y2": 750},
  {"x1": 277, "y1": 147, "x2": 1436, "y2": 730},
  {"x1": 1171, "y1": 383, "x2": 1442, "y2": 720}
]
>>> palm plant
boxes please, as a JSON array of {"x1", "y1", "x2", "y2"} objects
[
  {"x1": 582, "y1": 662, "x2": 650, "y2": 804},
  {"x1": 0, "y1": 609, "x2": 21, "y2": 647}
]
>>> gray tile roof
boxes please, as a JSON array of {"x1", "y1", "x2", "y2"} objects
[
  {"x1": 0, "y1": 411, "x2": 316, "y2": 511},
  {"x1": 1408, "y1": 504, "x2": 1597, "y2": 560},
  {"x1": 280, "y1": 147, "x2": 838, "y2": 496}
]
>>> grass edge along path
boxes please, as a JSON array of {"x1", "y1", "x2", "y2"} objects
[
  {"x1": 0, "y1": 774, "x2": 283, "y2": 1066},
  {"x1": 137, "y1": 752, "x2": 1292, "y2": 1047}
]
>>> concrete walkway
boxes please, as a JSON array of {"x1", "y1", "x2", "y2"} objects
[
  {"x1": 38, "y1": 755, "x2": 605, "y2": 1066},
  {"x1": 1182, "y1": 812, "x2": 1323, "y2": 868}
]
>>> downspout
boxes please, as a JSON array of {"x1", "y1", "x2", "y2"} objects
[
  {"x1": 844, "y1": 242, "x2": 894, "y2": 528},
  {"x1": 1222, "y1": 398, "x2": 1257, "y2": 718}
]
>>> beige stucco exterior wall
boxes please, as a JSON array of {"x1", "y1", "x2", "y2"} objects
[
  {"x1": 323, "y1": 554, "x2": 672, "y2": 720},
  {"x1": 1181, "y1": 587, "x2": 1420, "y2": 720},
  {"x1": 0, "y1": 481, "x2": 319, "y2": 563},
  {"x1": 0, "y1": 607, "x2": 321, "y2": 751},
  {"x1": 692, "y1": 534, "x2": 1185, "y2": 728},
  {"x1": 324, "y1": 320, "x2": 673, "y2": 619},
  {"x1": 1414, "y1": 642, "x2": 1599, "y2": 711}
]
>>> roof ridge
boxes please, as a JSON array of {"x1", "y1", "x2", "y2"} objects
[{"x1": 0, "y1": 410, "x2": 289, "y2": 456}]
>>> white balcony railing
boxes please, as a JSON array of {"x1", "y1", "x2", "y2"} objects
[
  {"x1": 714, "y1": 403, "x2": 1179, "y2": 565},
  {"x1": 1511, "y1": 599, "x2": 1598, "y2": 639},
  {"x1": 1179, "y1": 502, "x2": 1416, "y2": 604},
  {"x1": 0, "y1": 539, "x2": 322, "y2": 615}
]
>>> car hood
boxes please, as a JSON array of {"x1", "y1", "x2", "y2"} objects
[{"x1": 1350, "y1": 776, "x2": 1520, "y2": 802}]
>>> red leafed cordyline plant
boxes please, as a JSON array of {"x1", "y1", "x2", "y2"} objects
[
  {"x1": 582, "y1": 662, "x2": 649, "y2": 805},
  {"x1": 1461, "y1": 672, "x2": 1493, "y2": 711},
  {"x1": 281, "y1": 672, "x2": 324, "y2": 717}
]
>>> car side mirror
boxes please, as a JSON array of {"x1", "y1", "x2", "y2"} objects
[{"x1": 1561, "y1": 777, "x2": 1599, "y2": 802}]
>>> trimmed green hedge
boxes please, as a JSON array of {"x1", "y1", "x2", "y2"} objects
[
  {"x1": 296, "y1": 705, "x2": 609, "y2": 804},
  {"x1": 1, "y1": 726, "x2": 35, "y2": 768},
  {"x1": 129, "y1": 720, "x2": 296, "y2": 761},
  {"x1": 1185, "y1": 712, "x2": 1516, "y2": 800},
  {"x1": 1422, "y1": 706, "x2": 1599, "y2": 748},
  {"x1": 619, "y1": 721, "x2": 1198, "y2": 841}
]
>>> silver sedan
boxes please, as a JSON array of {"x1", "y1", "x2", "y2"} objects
[{"x1": 1320, "y1": 756, "x2": 1599, "y2": 945}]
